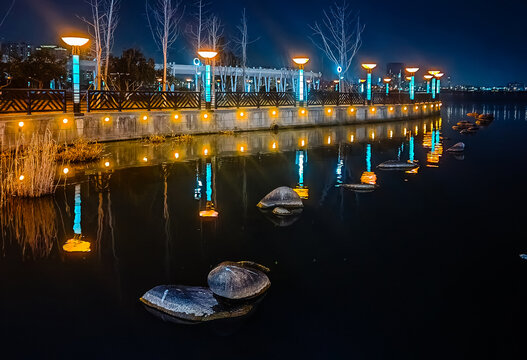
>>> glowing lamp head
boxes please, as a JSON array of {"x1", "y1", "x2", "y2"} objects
[
  {"x1": 383, "y1": 78, "x2": 392, "y2": 83},
  {"x1": 361, "y1": 63, "x2": 377, "y2": 71},
  {"x1": 406, "y1": 76, "x2": 412, "y2": 81},
  {"x1": 405, "y1": 67, "x2": 419, "y2": 74},
  {"x1": 197, "y1": 50, "x2": 218, "y2": 59},
  {"x1": 428, "y1": 70, "x2": 440, "y2": 76},
  {"x1": 292, "y1": 57, "x2": 310, "y2": 66},
  {"x1": 435, "y1": 72, "x2": 444, "y2": 78},
  {"x1": 424, "y1": 75, "x2": 433, "y2": 80},
  {"x1": 359, "y1": 79, "x2": 366, "y2": 83},
  {"x1": 62, "y1": 36, "x2": 90, "y2": 47}
]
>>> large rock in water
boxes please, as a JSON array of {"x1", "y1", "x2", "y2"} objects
[
  {"x1": 208, "y1": 261, "x2": 271, "y2": 300},
  {"x1": 140, "y1": 285, "x2": 254, "y2": 322},
  {"x1": 257, "y1": 186, "x2": 303, "y2": 209}
]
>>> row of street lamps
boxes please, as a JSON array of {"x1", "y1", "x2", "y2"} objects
[{"x1": 59, "y1": 35, "x2": 443, "y2": 114}]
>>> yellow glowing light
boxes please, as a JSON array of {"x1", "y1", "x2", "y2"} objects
[
  {"x1": 239, "y1": 146, "x2": 245, "y2": 152},
  {"x1": 292, "y1": 57, "x2": 310, "y2": 65},
  {"x1": 174, "y1": 152, "x2": 180, "y2": 159},
  {"x1": 271, "y1": 141, "x2": 277, "y2": 150},
  {"x1": 104, "y1": 161, "x2": 110, "y2": 167},
  {"x1": 327, "y1": 136, "x2": 332, "y2": 145},
  {"x1": 349, "y1": 107, "x2": 355, "y2": 114},
  {"x1": 361, "y1": 63, "x2": 377, "y2": 71},
  {"x1": 371, "y1": 132, "x2": 375, "y2": 140},
  {"x1": 403, "y1": 106, "x2": 408, "y2": 111},
  {"x1": 18, "y1": 121, "x2": 24, "y2": 127},
  {"x1": 383, "y1": 78, "x2": 392, "y2": 83},
  {"x1": 63, "y1": 239, "x2": 91, "y2": 253},
  {"x1": 424, "y1": 105, "x2": 427, "y2": 109},
  {"x1": 203, "y1": 148, "x2": 209, "y2": 156},
  {"x1": 143, "y1": 157, "x2": 148, "y2": 162},
  {"x1": 404, "y1": 128, "x2": 407, "y2": 135},
  {"x1": 197, "y1": 50, "x2": 218, "y2": 59},
  {"x1": 389, "y1": 130, "x2": 393, "y2": 138},
  {"x1": 326, "y1": 108, "x2": 333, "y2": 115},
  {"x1": 271, "y1": 109, "x2": 278, "y2": 116},
  {"x1": 360, "y1": 171, "x2": 377, "y2": 185},
  {"x1": 142, "y1": 115, "x2": 148, "y2": 121},
  {"x1": 62, "y1": 118, "x2": 69, "y2": 124},
  {"x1": 435, "y1": 72, "x2": 444, "y2": 78},
  {"x1": 63, "y1": 167, "x2": 69, "y2": 174},
  {"x1": 350, "y1": 134, "x2": 354, "y2": 142},
  {"x1": 415, "y1": 125, "x2": 419, "y2": 134},
  {"x1": 428, "y1": 70, "x2": 440, "y2": 76},
  {"x1": 293, "y1": 187, "x2": 309, "y2": 199},
  {"x1": 18, "y1": 175, "x2": 25, "y2": 181},
  {"x1": 415, "y1": 106, "x2": 419, "y2": 110},
  {"x1": 104, "y1": 117, "x2": 110, "y2": 122},
  {"x1": 174, "y1": 114, "x2": 180, "y2": 120},
  {"x1": 199, "y1": 209, "x2": 219, "y2": 218},
  {"x1": 405, "y1": 67, "x2": 419, "y2": 74},
  {"x1": 61, "y1": 36, "x2": 90, "y2": 47},
  {"x1": 370, "y1": 107, "x2": 376, "y2": 112},
  {"x1": 299, "y1": 108, "x2": 307, "y2": 116},
  {"x1": 389, "y1": 106, "x2": 394, "y2": 111},
  {"x1": 238, "y1": 111, "x2": 246, "y2": 119},
  {"x1": 300, "y1": 139, "x2": 306, "y2": 147},
  {"x1": 202, "y1": 113, "x2": 209, "y2": 120},
  {"x1": 424, "y1": 75, "x2": 433, "y2": 80},
  {"x1": 359, "y1": 79, "x2": 366, "y2": 83}
]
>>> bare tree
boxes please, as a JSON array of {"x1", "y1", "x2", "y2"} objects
[
  {"x1": 102, "y1": 0, "x2": 120, "y2": 89},
  {"x1": 146, "y1": 0, "x2": 185, "y2": 91},
  {"x1": 0, "y1": 0, "x2": 15, "y2": 30},
  {"x1": 310, "y1": 1, "x2": 364, "y2": 92},
  {"x1": 186, "y1": 0, "x2": 208, "y2": 54},
  {"x1": 80, "y1": 0, "x2": 104, "y2": 89},
  {"x1": 233, "y1": 9, "x2": 258, "y2": 91},
  {"x1": 206, "y1": 14, "x2": 223, "y2": 51}
]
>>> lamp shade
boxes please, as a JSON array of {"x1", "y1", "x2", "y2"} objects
[
  {"x1": 197, "y1": 50, "x2": 218, "y2": 59},
  {"x1": 361, "y1": 63, "x2": 377, "y2": 70},
  {"x1": 61, "y1": 37, "x2": 89, "y2": 47},
  {"x1": 292, "y1": 57, "x2": 310, "y2": 65}
]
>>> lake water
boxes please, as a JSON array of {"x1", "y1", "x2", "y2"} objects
[{"x1": 1, "y1": 99, "x2": 526, "y2": 359}]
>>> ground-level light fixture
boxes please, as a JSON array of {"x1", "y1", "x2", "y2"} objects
[{"x1": 18, "y1": 121, "x2": 24, "y2": 127}]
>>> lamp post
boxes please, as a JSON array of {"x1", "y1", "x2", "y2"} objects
[
  {"x1": 361, "y1": 63, "x2": 377, "y2": 104},
  {"x1": 359, "y1": 79, "x2": 366, "y2": 94},
  {"x1": 61, "y1": 36, "x2": 89, "y2": 115},
  {"x1": 383, "y1": 78, "x2": 392, "y2": 95},
  {"x1": 292, "y1": 57, "x2": 310, "y2": 107},
  {"x1": 405, "y1": 67, "x2": 419, "y2": 102},
  {"x1": 435, "y1": 72, "x2": 444, "y2": 95},
  {"x1": 428, "y1": 70, "x2": 440, "y2": 99},
  {"x1": 198, "y1": 50, "x2": 219, "y2": 110},
  {"x1": 424, "y1": 75, "x2": 433, "y2": 93}
]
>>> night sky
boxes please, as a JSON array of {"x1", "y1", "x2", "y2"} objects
[{"x1": 0, "y1": 0, "x2": 525, "y2": 86}]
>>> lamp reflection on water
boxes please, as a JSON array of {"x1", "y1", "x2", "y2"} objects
[
  {"x1": 361, "y1": 144, "x2": 377, "y2": 185},
  {"x1": 199, "y1": 160, "x2": 218, "y2": 218},
  {"x1": 63, "y1": 184, "x2": 91, "y2": 253},
  {"x1": 294, "y1": 150, "x2": 309, "y2": 199}
]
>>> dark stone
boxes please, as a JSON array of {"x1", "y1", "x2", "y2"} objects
[
  {"x1": 377, "y1": 160, "x2": 418, "y2": 170},
  {"x1": 339, "y1": 183, "x2": 379, "y2": 192},
  {"x1": 257, "y1": 186, "x2": 303, "y2": 209},
  {"x1": 208, "y1": 261, "x2": 271, "y2": 300},
  {"x1": 447, "y1": 142, "x2": 465, "y2": 152},
  {"x1": 140, "y1": 285, "x2": 254, "y2": 322}
]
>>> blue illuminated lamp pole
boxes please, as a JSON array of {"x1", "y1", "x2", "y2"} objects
[
  {"x1": 428, "y1": 70, "x2": 440, "y2": 99},
  {"x1": 405, "y1": 67, "x2": 420, "y2": 102},
  {"x1": 383, "y1": 77, "x2": 392, "y2": 95},
  {"x1": 62, "y1": 36, "x2": 90, "y2": 115},
  {"x1": 292, "y1": 57, "x2": 310, "y2": 107},
  {"x1": 198, "y1": 50, "x2": 219, "y2": 110},
  {"x1": 361, "y1": 63, "x2": 377, "y2": 104},
  {"x1": 424, "y1": 74, "x2": 433, "y2": 93},
  {"x1": 435, "y1": 72, "x2": 444, "y2": 95}
]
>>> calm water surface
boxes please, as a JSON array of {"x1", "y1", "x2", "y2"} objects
[{"x1": 1, "y1": 99, "x2": 527, "y2": 359}]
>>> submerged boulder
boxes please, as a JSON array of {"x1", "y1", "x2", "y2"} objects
[
  {"x1": 447, "y1": 142, "x2": 465, "y2": 152},
  {"x1": 377, "y1": 160, "x2": 418, "y2": 170},
  {"x1": 272, "y1": 207, "x2": 292, "y2": 216},
  {"x1": 339, "y1": 183, "x2": 379, "y2": 192},
  {"x1": 208, "y1": 261, "x2": 271, "y2": 300},
  {"x1": 257, "y1": 186, "x2": 303, "y2": 209},
  {"x1": 140, "y1": 285, "x2": 254, "y2": 322}
]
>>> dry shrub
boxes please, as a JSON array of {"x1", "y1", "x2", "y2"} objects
[
  {"x1": 0, "y1": 197, "x2": 57, "y2": 259},
  {"x1": 1, "y1": 129, "x2": 57, "y2": 203},
  {"x1": 173, "y1": 134, "x2": 193, "y2": 142},
  {"x1": 56, "y1": 138, "x2": 103, "y2": 163},
  {"x1": 143, "y1": 134, "x2": 167, "y2": 143}
]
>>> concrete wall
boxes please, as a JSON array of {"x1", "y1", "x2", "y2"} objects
[{"x1": 0, "y1": 103, "x2": 441, "y2": 148}]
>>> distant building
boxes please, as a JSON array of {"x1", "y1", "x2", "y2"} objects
[
  {"x1": 507, "y1": 82, "x2": 525, "y2": 91},
  {"x1": 386, "y1": 63, "x2": 405, "y2": 90},
  {"x1": 35, "y1": 44, "x2": 69, "y2": 61},
  {"x1": 1, "y1": 42, "x2": 34, "y2": 61}
]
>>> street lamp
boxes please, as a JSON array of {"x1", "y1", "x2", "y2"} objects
[
  {"x1": 359, "y1": 79, "x2": 366, "y2": 94},
  {"x1": 292, "y1": 57, "x2": 310, "y2": 106},
  {"x1": 435, "y1": 72, "x2": 444, "y2": 94},
  {"x1": 62, "y1": 36, "x2": 89, "y2": 115},
  {"x1": 424, "y1": 75, "x2": 433, "y2": 93},
  {"x1": 361, "y1": 63, "x2": 377, "y2": 103},
  {"x1": 383, "y1": 77, "x2": 392, "y2": 95},
  {"x1": 198, "y1": 50, "x2": 218, "y2": 110},
  {"x1": 428, "y1": 70, "x2": 440, "y2": 99},
  {"x1": 405, "y1": 67, "x2": 420, "y2": 101}
]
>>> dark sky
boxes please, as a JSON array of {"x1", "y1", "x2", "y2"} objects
[{"x1": 0, "y1": 0, "x2": 525, "y2": 86}]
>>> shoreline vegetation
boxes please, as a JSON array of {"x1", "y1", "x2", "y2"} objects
[{"x1": 0, "y1": 129, "x2": 103, "y2": 204}]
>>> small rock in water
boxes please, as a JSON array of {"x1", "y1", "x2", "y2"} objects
[
  {"x1": 257, "y1": 186, "x2": 303, "y2": 209},
  {"x1": 520, "y1": 254, "x2": 527, "y2": 260},
  {"x1": 208, "y1": 261, "x2": 271, "y2": 300},
  {"x1": 272, "y1": 207, "x2": 292, "y2": 216},
  {"x1": 447, "y1": 142, "x2": 465, "y2": 152},
  {"x1": 339, "y1": 183, "x2": 379, "y2": 192},
  {"x1": 377, "y1": 160, "x2": 418, "y2": 170},
  {"x1": 140, "y1": 285, "x2": 254, "y2": 322}
]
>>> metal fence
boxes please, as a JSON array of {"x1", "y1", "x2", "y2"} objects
[
  {"x1": 0, "y1": 89, "x2": 67, "y2": 114},
  {"x1": 215, "y1": 92, "x2": 296, "y2": 108},
  {"x1": 0, "y1": 89, "x2": 436, "y2": 114},
  {"x1": 87, "y1": 90, "x2": 201, "y2": 111}
]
